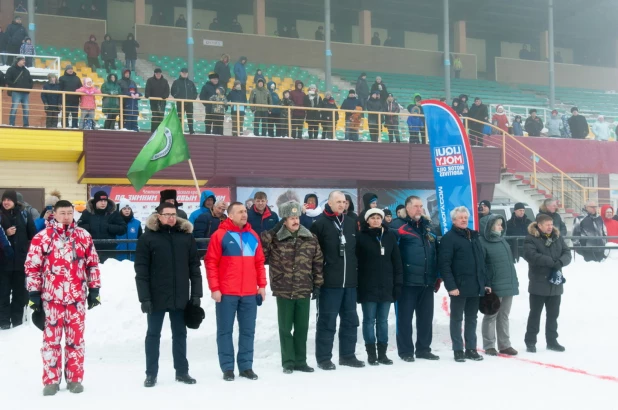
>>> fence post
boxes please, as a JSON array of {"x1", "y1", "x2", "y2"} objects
[
  {"x1": 236, "y1": 104, "x2": 240, "y2": 136},
  {"x1": 502, "y1": 131, "x2": 507, "y2": 169},
  {"x1": 532, "y1": 157, "x2": 537, "y2": 188},
  {"x1": 378, "y1": 111, "x2": 382, "y2": 143},
  {"x1": 119, "y1": 95, "x2": 124, "y2": 129},
  {"x1": 62, "y1": 93, "x2": 66, "y2": 129},
  {"x1": 332, "y1": 106, "x2": 336, "y2": 140},
  {"x1": 181, "y1": 100, "x2": 185, "y2": 132},
  {"x1": 561, "y1": 173, "x2": 565, "y2": 207},
  {"x1": 288, "y1": 106, "x2": 292, "y2": 138}
]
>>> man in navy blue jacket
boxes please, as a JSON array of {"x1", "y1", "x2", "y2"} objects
[{"x1": 247, "y1": 192, "x2": 279, "y2": 237}]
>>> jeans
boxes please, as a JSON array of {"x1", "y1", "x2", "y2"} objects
[
  {"x1": 253, "y1": 112, "x2": 268, "y2": 136},
  {"x1": 449, "y1": 296, "x2": 480, "y2": 351},
  {"x1": 345, "y1": 121, "x2": 359, "y2": 141},
  {"x1": 277, "y1": 297, "x2": 310, "y2": 367},
  {"x1": 387, "y1": 124, "x2": 400, "y2": 143},
  {"x1": 145, "y1": 310, "x2": 189, "y2": 377},
  {"x1": 525, "y1": 294, "x2": 561, "y2": 345},
  {"x1": 216, "y1": 295, "x2": 258, "y2": 372},
  {"x1": 0, "y1": 51, "x2": 7, "y2": 65},
  {"x1": 368, "y1": 122, "x2": 379, "y2": 142},
  {"x1": 395, "y1": 286, "x2": 434, "y2": 356},
  {"x1": 361, "y1": 302, "x2": 391, "y2": 344},
  {"x1": 79, "y1": 109, "x2": 95, "y2": 129},
  {"x1": 231, "y1": 111, "x2": 245, "y2": 136},
  {"x1": 291, "y1": 117, "x2": 304, "y2": 139},
  {"x1": 482, "y1": 295, "x2": 513, "y2": 350},
  {"x1": 0, "y1": 269, "x2": 26, "y2": 327},
  {"x1": 104, "y1": 58, "x2": 116, "y2": 73},
  {"x1": 9, "y1": 92, "x2": 29, "y2": 127},
  {"x1": 315, "y1": 287, "x2": 359, "y2": 363},
  {"x1": 125, "y1": 59, "x2": 136, "y2": 71}
]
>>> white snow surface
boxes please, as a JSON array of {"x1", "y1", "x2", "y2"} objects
[{"x1": 1, "y1": 256, "x2": 616, "y2": 408}]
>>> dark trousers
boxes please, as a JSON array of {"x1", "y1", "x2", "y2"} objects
[
  {"x1": 145, "y1": 310, "x2": 188, "y2": 376},
  {"x1": 87, "y1": 56, "x2": 100, "y2": 69},
  {"x1": 387, "y1": 124, "x2": 400, "y2": 143},
  {"x1": 25, "y1": 56, "x2": 33, "y2": 67},
  {"x1": 150, "y1": 101, "x2": 166, "y2": 132},
  {"x1": 253, "y1": 112, "x2": 268, "y2": 136},
  {"x1": 216, "y1": 295, "x2": 257, "y2": 372},
  {"x1": 45, "y1": 106, "x2": 60, "y2": 128},
  {"x1": 103, "y1": 113, "x2": 118, "y2": 130},
  {"x1": 321, "y1": 121, "x2": 334, "y2": 139},
  {"x1": 525, "y1": 294, "x2": 561, "y2": 345},
  {"x1": 315, "y1": 287, "x2": 359, "y2": 363},
  {"x1": 409, "y1": 129, "x2": 422, "y2": 144},
  {"x1": 204, "y1": 111, "x2": 214, "y2": 134},
  {"x1": 104, "y1": 58, "x2": 116, "y2": 73},
  {"x1": 277, "y1": 297, "x2": 310, "y2": 367},
  {"x1": 231, "y1": 111, "x2": 245, "y2": 136},
  {"x1": 368, "y1": 122, "x2": 379, "y2": 142},
  {"x1": 125, "y1": 114, "x2": 139, "y2": 131},
  {"x1": 64, "y1": 105, "x2": 79, "y2": 128},
  {"x1": 395, "y1": 286, "x2": 434, "y2": 356},
  {"x1": 307, "y1": 119, "x2": 320, "y2": 139},
  {"x1": 469, "y1": 123, "x2": 484, "y2": 146},
  {"x1": 291, "y1": 117, "x2": 304, "y2": 139},
  {"x1": 176, "y1": 101, "x2": 194, "y2": 133},
  {"x1": 0, "y1": 269, "x2": 26, "y2": 327},
  {"x1": 267, "y1": 113, "x2": 281, "y2": 137},
  {"x1": 449, "y1": 296, "x2": 479, "y2": 351},
  {"x1": 211, "y1": 113, "x2": 224, "y2": 135},
  {"x1": 279, "y1": 116, "x2": 290, "y2": 137}
]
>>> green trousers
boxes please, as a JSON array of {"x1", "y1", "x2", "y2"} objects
[{"x1": 276, "y1": 297, "x2": 311, "y2": 367}]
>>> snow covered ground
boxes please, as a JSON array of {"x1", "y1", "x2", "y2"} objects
[{"x1": 1, "y1": 255, "x2": 616, "y2": 408}]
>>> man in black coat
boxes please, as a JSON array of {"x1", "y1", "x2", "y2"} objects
[
  {"x1": 439, "y1": 206, "x2": 490, "y2": 362},
  {"x1": 199, "y1": 73, "x2": 219, "y2": 134},
  {"x1": 171, "y1": 68, "x2": 198, "y2": 135},
  {"x1": 506, "y1": 202, "x2": 533, "y2": 262},
  {"x1": 355, "y1": 73, "x2": 369, "y2": 109},
  {"x1": 370, "y1": 76, "x2": 388, "y2": 103},
  {"x1": 567, "y1": 107, "x2": 589, "y2": 139},
  {"x1": 145, "y1": 68, "x2": 171, "y2": 132},
  {"x1": 572, "y1": 200, "x2": 606, "y2": 262},
  {"x1": 524, "y1": 109, "x2": 544, "y2": 137},
  {"x1": 538, "y1": 198, "x2": 567, "y2": 237},
  {"x1": 59, "y1": 65, "x2": 83, "y2": 128},
  {"x1": 5, "y1": 57, "x2": 33, "y2": 127},
  {"x1": 0, "y1": 189, "x2": 36, "y2": 329},
  {"x1": 523, "y1": 214, "x2": 571, "y2": 353},
  {"x1": 392, "y1": 196, "x2": 440, "y2": 362},
  {"x1": 310, "y1": 191, "x2": 364, "y2": 370},
  {"x1": 100, "y1": 34, "x2": 117, "y2": 74},
  {"x1": 5, "y1": 16, "x2": 28, "y2": 65},
  {"x1": 78, "y1": 191, "x2": 126, "y2": 262},
  {"x1": 214, "y1": 54, "x2": 231, "y2": 92},
  {"x1": 468, "y1": 97, "x2": 489, "y2": 146},
  {"x1": 135, "y1": 203, "x2": 202, "y2": 388}
]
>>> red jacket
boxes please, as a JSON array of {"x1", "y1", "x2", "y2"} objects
[
  {"x1": 205, "y1": 218, "x2": 267, "y2": 296},
  {"x1": 601, "y1": 205, "x2": 618, "y2": 244},
  {"x1": 25, "y1": 219, "x2": 101, "y2": 304}
]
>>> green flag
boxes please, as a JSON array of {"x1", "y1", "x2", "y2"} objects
[{"x1": 127, "y1": 104, "x2": 190, "y2": 190}]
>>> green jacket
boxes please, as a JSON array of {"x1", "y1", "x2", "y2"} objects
[
  {"x1": 101, "y1": 79, "x2": 122, "y2": 115},
  {"x1": 261, "y1": 224, "x2": 324, "y2": 299},
  {"x1": 249, "y1": 86, "x2": 272, "y2": 113},
  {"x1": 479, "y1": 214, "x2": 519, "y2": 297}
]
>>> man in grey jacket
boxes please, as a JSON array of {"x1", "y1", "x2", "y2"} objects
[{"x1": 572, "y1": 200, "x2": 606, "y2": 262}]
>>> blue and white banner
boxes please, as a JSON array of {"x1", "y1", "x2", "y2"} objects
[{"x1": 422, "y1": 100, "x2": 478, "y2": 233}]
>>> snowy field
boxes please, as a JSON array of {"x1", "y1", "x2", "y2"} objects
[{"x1": 1, "y1": 255, "x2": 616, "y2": 409}]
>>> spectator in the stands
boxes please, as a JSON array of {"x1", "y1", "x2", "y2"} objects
[
  {"x1": 356, "y1": 72, "x2": 370, "y2": 109},
  {"x1": 89, "y1": 3, "x2": 101, "y2": 19},
  {"x1": 253, "y1": 68, "x2": 266, "y2": 86},
  {"x1": 592, "y1": 115, "x2": 610, "y2": 141},
  {"x1": 84, "y1": 35, "x2": 101, "y2": 69},
  {"x1": 76, "y1": 77, "x2": 102, "y2": 130},
  {"x1": 122, "y1": 33, "x2": 139, "y2": 72},
  {"x1": 290, "y1": 26, "x2": 299, "y2": 39},
  {"x1": 478, "y1": 200, "x2": 491, "y2": 221},
  {"x1": 560, "y1": 111, "x2": 572, "y2": 138},
  {"x1": 249, "y1": 79, "x2": 271, "y2": 137},
  {"x1": 547, "y1": 110, "x2": 563, "y2": 138},
  {"x1": 384, "y1": 93, "x2": 400, "y2": 143},
  {"x1": 524, "y1": 109, "x2": 543, "y2": 137},
  {"x1": 59, "y1": 64, "x2": 82, "y2": 128},
  {"x1": 468, "y1": 97, "x2": 488, "y2": 146},
  {"x1": 124, "y1": 86, "x2": 141, "y2": 131},
  {"x1": 15, "y1": 2, "x2": 26, "y2": 12},
  {"x1": 315, "y1": 26, "x2": 325, "y2": 41},
  {"x1": 491, "y1": 105, "x2": 509, "y2": 133},
  {"x1": 366, "y1": 90, "x2": 383, "y2": 142},
  {"x1": 453, "y1": 55, "x2": 463, "y2": 79},
  {"x1": 101, "y1": 34, "x2": 117, "y2": 74},
  {"x1": 214, "y1": 54, "x2": 231, "y2": 92},
  {"x1": 451, "y1": 97, "x2": 463, "y2": 116},
  {"x1": 371, "y1": 76, "x2": 388, "y2": 103},
  {"x1": 209, "y1": 87, "x2": 228, "y2": 136},
  {"x1": 57, "y1": 1, "x2": 71, "y2": 16},
  {"x1": 209, "y1": 18, "x2": 220, "y2": 31},
  {"x1": 407, "y1": 104, "x2": 424, "y2": 144},
  {"x1": 234, "y1": 56, "x2": 248, "y2": 92},
  {"x1": 519, "y1": 44, "x2": 530, "y2": 60},
  {"x1": 102, "y1": 73, "x2": 121, "y2": 130},
  {"x1": 279, "y1": 90, "x2": 294, "y2": 137},
  {"x1": 77, "y1": 3, "x2": 88, "y2": 17},
  {"x1": 512, "y1": 115, "x2": 524, "y2": 136},
  {"x1": 341, "y1": 90, "x2": 362, "y2": 141},
  {"x1": 175, "y1": 14, "x2": 187, "y2": 28},
  {"x1": 289, "y1": 80, "x2": 306, "y2": 139},
  {"x1": 231, "y1": 18, "x2": 243, "y2": 33},
  {"x1": 383, "y1": 35, "x2": 394, "y2": 47},
  {"x1": 320, "y1": 92, "x2": 338, "y2": 140},
  {"x1": 304, "y1": 84, "x2": 322, "y2": 139},
  {"x1": 0, "y1": 26, "x2": 7, "y2": 66},
  {"x1": 5, "y1": 16, "x2": 28, "y2": 66},
  {"x1": 150, "y1": 11, "x2": 165, "y2": 26},
  {"x1": 118, "y1": 69, "x2": 136, "y2": 95},
  {"x1": 200, "y1": 73, "x2": 219, "y2": 134},
  {"x1": 568, "y1": 107, "x2": 589, "y2": 139},
  {"x1": 227, "y1": 80, "x2": 248, "y2": 136},
  {"x1": 267, "y1": 81, "x2": 282, "y2": 137},
  {"x1": 145, "y1": 68, "x2": 170, "y2": 132},
  {"x1": 19, "y1": 37, "x2": 35, "y2": 68},
  {"x1": 458, "y1": 94, "x2": 470, "y2": 112},
  {"x1": 171, "y1": 68, "x2": 198, "y2": 135},
  {"x1": 371, "y1": 32, "x2": 381, "y2": 46},
  {"x1": 6, "y1": 57, "x2": 32, "y2": 127},
  {"x1": 42, "y1": 73, "x2": 61, "y2": 128}
]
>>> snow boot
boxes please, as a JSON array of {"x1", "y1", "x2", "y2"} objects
[
  {"x1": 294, "y1": 364, "x2": 314, "y2": 373},
  {"x1": 377, "y1": 343, "x2": 393, "y2": 365},
  {"x1": 67, "y1": 382, "x2": 84, "y2": 393},
  {"x1": 222, "y1": 370, "x2": 235, "y2": 381},
  {"x1": 43, "y1": 384, "x2": 59, "y2": 396},
  {"x1": 400, "y1": 354, "x2": 415, "y2": 362},
  {"x1": 339, "y1": 355, "x2": 365, "y2": 368},
  {"x1": 283, "y1": 365, "x2": 294, "y2": 374},
  {"x1": 317, "y1": 360, "x2": 336, "y2": 371},
  {"x1": 144, "y1": 375, "x2": 157, "y2": 387},
  {"x1": 176, "y1": 374, "x2": 197, "y2": 384},
  {"x1": 366, "y1": 343, "x2": 379, "y2": 366},
  {"x1": 454, "y1": 350, "x2": 466, "y2": 362},
  {"x1": 465, "y1": 349, "x2": 484, "y2": 361},
  {"x1": 500, "y1": 347, "x2": 518, "y2": 356},
  {"x1": 416, "y1": 351, "x2": 440, "y2": 360},
  {"x1": 239, "y1": 369, "x2": 259, "y2": 380},
  {"x1": 485, "y1": 348, "x2": 498, "y2": 356},
  {"x1": 547, "y1": 342, "x2": 566, "y2": 352},
  {"x1": 526, "y1": 344, "x2": 537, "y2": 353}
]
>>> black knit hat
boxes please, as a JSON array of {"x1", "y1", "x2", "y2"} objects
[
  {"x1": 383, "y1": 208, "x2": 392, "y2": 217},
  {"x1": 480, "y1": 200, "x2": 491, "y2": 210},
  {"x1": 396, "y1": 204, "x2": 405, "y2": 213},
  {"x1": 348, "y1": 89, "x2": 356, "y2": 95},
  {"x1": 184, "y1": 302, "x2": 205, "y2": 329},
  {"x1": 93, "y1": 191, "x2": 108, "y2": 203},
  {"x1": 154, "y1": 68, "x2": 162, "y2": 74},
  {"x1": 514, "y1": 202, "x2": 526, "y2": 211},
  {"x1": 1, "y1": 189, "x2": 18, "y2": 205},
  {"x1": 209, "y1": 72, "x2": 219, "y2": 80}
]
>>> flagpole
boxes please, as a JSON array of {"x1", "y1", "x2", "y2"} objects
[{"x1": 187, "y1": 159, "x2": 202, "y2": 199}]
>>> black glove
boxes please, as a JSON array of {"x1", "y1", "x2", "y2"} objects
[
  {"x1": 393, "y1": 285, "x2": 402, "y2": 301},
  {"x1": 553, "y1": 260, "x2": 563, "y2": 270},
  {"x1": 87, "y1": 288, "x2": 101, "y2": 310},
  {"x1": 28, "y1": 292, "x2": 42, "y2": 312},
  {"x1": 311, "y1": 287, "x2": 320, "y2": 300},
  {"x1": 191, "y1": 297, "x2": 201, "y2": 307},
  {"x1": 141, "y1": 301, "x2": 153, "y2": 314}
]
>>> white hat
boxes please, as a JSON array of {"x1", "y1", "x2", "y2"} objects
[
  {"x1": 364, "y1": 208, "x2": 384, "y2": 221},
  {"x1": 119, "y1": 198, "x2": 132, "y2": 210}
]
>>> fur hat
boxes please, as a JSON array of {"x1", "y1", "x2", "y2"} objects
[
  {"x1": 2, "y1": 189, "x2": 18, "y2": 205},
  {"x1": 365, "y1": 208, "x2": 384, "y2": 221},
  {"x1": 184, "y1": 302, "x2": 205, "y2": 330},
  {"x1": 479, "y1": 292, "x2": 501, "y2": 315},
  {"x1": 45, "y1": 190, "x2": 62, "y2": 207},
  {"x1": 160, "y1": 189, "x2": 183, "y2": 207},
  {"x1": 279, "y1": 201, "x2": 302, "y2": 219}
]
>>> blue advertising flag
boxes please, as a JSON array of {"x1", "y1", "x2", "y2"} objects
[{"x1": 421, "y1": 100, "x2": 478, "y2": 233}]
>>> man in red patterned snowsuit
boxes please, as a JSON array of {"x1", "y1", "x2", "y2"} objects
[{"x1": 25, "y1": 200, "x2": 101, "y2": 396}]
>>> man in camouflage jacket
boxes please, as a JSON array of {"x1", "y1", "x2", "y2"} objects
[{"x1": 261, "y1": 201, "x2": 323, "y2": 374}]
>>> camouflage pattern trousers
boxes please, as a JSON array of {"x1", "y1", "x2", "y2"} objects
[{"x1": 41, "y1": 301, "x2": 86, "y2": 385}]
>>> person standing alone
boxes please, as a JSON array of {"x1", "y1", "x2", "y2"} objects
[{"x1": 145, "y1": 68, "x2": 170, "y2": 132}]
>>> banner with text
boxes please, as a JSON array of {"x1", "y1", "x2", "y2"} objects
[{"x1": 422, "y1": 100, "x2": 478, "y2": 233}]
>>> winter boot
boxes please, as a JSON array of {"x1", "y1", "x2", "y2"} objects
[
  {"x1": 526, "y1": 344, "x2": 537, "y2": 353},
  {"x1": 144, "y1": 375, "x2": 157, "y2": 387},
  {"x1": 176, "y1": 374, "x2": 197, "y2": 384},
  {"x1": 366, "y1": 344, "x2": 379, "y2": 366},
  {"x1": 454, "y1": 350, "x2": 466, "y2": 362},
  {"x1": 239, "y1": 369, "x2": 259, "y2": 380},
  {"x1": 67, "y1": 382, "x2": 84, "y2": 393},
  {"x1": 500, "y1": 347, "x2": 518, "y2": 356},
  {"x1": 317, "y1": 360, "x2": 336, "y2": 371},
  {"x1": 283, "y1": 365, "x2": 294, "y2": 374},
  {"x1": 377, "y1": 343, "x2": 393, "y2": 365},
  {"x1": 485, "y1": 348, "x2": 498, "y2": 356},
  {"x1": 43, "y1": 384, "x2": 59, "y2": 396},
  {"x1": 339, "y1": 355, "x2": 365, "y2": 368},
  {"x1": 222, "y1": 370, "x2": 235, "y2": 381},
  {"x1": 294, "y1": 364, "x2": 315, "y2": 373},
  {"x1": 416, "y1": 351, "x2": 440, "y2": 361},
  {"x1": 547, "y1": 342, "x2": 566, "y2": 352},
  {"x1": 465, "y1": 349, "x2": 484, "y2": 361},
  {"x1": 400, "y1": 354, "x2": 415, "y2": 362}
]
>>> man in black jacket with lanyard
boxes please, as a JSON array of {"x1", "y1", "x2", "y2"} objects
[{"x1": 310, "y1": 191, "x2": 364, "y2": 370}]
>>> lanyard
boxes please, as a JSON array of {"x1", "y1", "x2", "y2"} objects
[
  {"x1": 375, "y1": 228, "x2": 384, "y2": 255},
  {"x1": 332, "y1": 215, "x2": 345, "y2": 244}
]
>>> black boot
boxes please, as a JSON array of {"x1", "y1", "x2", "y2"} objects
[
  {"x1": 366, "y1": 344, "x2": 378, "y2": 366},
  {"x1": 294, "y1": 364, "x2": 315, "y2": 373},
  {"x1": 175, "y1": 374, "x2": 196, "y2": 384},
  {"x1": 317, "y1": 360, "x2": 336, "y2": 371},
  {"x1": 339, "y1": 355, "x2": 365, "y2": 368},
  {"x1": 526, "y1": 344, "x2": 537, "y2": 353},
  {"x1": 377, "y1": 343, "x2": 393, "y2": 365},
  {"x1": 465, "y1": 349, "x2": 484, "y2": 361},
  {"x1": 454, "y1": 350, "x2": 466, "y2": 362},
  {"x1": 144, "y1": 375, "x2": 157, "y2": 388},
  {"x1": 547, "y1": 341, "x2": 566, "y2": 352},
  {"x1": 222, "y1": 370, "x2": 235, "y2": 381},
  {"x1": 239, "y1": 369, "x2": 259, "y2": 380}
]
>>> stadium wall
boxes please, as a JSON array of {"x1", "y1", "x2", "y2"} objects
[{"x1": 15, "y1": 12, "x2": 107, "y2": 49}]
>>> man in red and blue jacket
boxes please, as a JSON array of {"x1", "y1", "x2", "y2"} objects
[
  {"x1": 246, "y1": 191, "x2": 279, "y2": 237},
  {"x1": 206, "y1": 202, "x2": 267, "y2": 382}
]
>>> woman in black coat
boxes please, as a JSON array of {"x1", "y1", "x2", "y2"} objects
[{"x1": 356, "y1": 209, "x2": 403, "y2": 366}]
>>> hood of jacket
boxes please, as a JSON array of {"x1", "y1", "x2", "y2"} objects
[
  {"x1": 104, "y1": 34, "x2": 111, "y2": 41},
  {"x1": 267, "y1": 81, "x2": 277, "y2": 91},
  {"x1": 480, "y1": 213, "x2": 506, "y2": 242},
  {"x1": 362, "y1": 192, "x2": 378, "y2": 210},
  {"x1": 145, "y1": 213, "x2": 193, "y2": 233},
  {"x1": 88, "y1": 34, "x2": 97, "y2": 42},
  {"x1": 106, "y1": 73, "x2": 118, "y2": 83},
  {"x1": 294, "y1": 80, "x2": 304, "y2": 89},
  {"x1": 199, "y1": 190, "x2": 216, "y2": 211},
  {"x1": 527, "y1": 222, "x2": 560, "y2": 238},
  {"x1": 238, "y1": 56, "x2": 247, "y2": 64},
  {"x1": 122, "y1": 69, "x2": 132, "y2": 79},
  {"x1": 601, "y1": 204, "x2": 614, "y2": 223}
]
